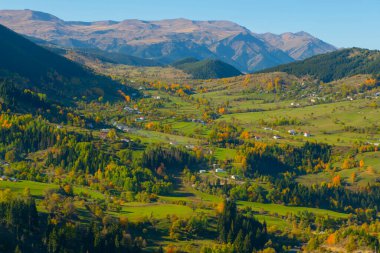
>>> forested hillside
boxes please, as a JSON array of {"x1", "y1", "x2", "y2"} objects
[
  {"x1": 0, "y1": 24, "x2": 127, "y2": 102},
  {"x1": 172, "y1": 58, "x2": 242, "y2": 79},
  {"x1": 262, "y1": 48, "x2": 380, "y2": 82}
]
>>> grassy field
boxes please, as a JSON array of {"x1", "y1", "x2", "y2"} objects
[
  {"x1": 297, "y1": 151, "x2": 380, "y2": 187},
  {"x1": 156, "y1": 186, "x2": 350, "y2": 231},
  {"x1": 112, "y1": 202, "x2": 203, "y2": 221},
  {"x1": 218, "y1": 99, "x2": 379, "y2": 147},
  {"x1": 238, "y1": 201, "x2": 349, "y2": 219},
  {"x1": 0, "y1": 180, "x2": 105, "y2": 200},
  {"x1": 140, "y1": 73, "x2": 379, "y2": 151},
  {"x1": 0, "y1": 180, "x2": 57, "y2": 197},
  {"x1": 214, "y1": 148, "x2": 237, "y2": 160},
  {"x1": 254, "y1": 214, "x2": 289, "y2": 230},
  {"x1": 134, "y1": 129, "x2": 200, "y2": 145}
]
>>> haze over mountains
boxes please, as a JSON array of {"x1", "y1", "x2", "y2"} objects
[{"x1": 0, "y1": 9, "x2": 337, "y2": 72}]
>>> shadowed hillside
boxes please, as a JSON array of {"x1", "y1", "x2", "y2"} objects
[
  {"x1": 261, "y1": 48, "x2": 380, "y2": 82},
  {"x1": 172, "y1": 58, "x2": 242, "y2": 79},
  {"x1": 0, "y1": 24, "x2": 128, "y2": 102}
]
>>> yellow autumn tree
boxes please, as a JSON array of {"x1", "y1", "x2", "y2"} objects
[
  {"x1": 107, "y1": 129, "x2": 117, "y2": 140},
  {"x1": 342, "y1": 159, "x2": 352, "y2": 170},
  {"x1": 243, "y1": 75, "x2": 251, "y2": 87},
  {"x1": 350, "y1": 172, "x2": 357, "y2": 184},
  {"x1": 274, "y1": 77, "x2": 281, "y2": 92},
  {"x1": 367, "y1": 166, "x2": 375, "y2": 174}
]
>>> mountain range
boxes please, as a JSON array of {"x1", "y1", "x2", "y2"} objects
[{"x1": 0, "y1": 9, "x2": 337, "y2": 72}]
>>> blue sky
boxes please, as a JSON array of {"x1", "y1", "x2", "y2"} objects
[{"x1": 1, "y1": 0, "x2": 379, "y2": 49}]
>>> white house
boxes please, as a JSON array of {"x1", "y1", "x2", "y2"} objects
[
  {"x1": 304, "y1": 132, "x2": 311, "y2": 137},
  {"x1": 215, "y1": 168, "x2": 224, "y2": 173},
  {"x1": 199, "y1": 170, "x2": 207, "y2": 174},
  {"x1": 135, "y1": 117, "x2": 145, "y2": 122}
]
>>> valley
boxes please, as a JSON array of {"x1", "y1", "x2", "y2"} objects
[{"x1": 0, "y1": 7, "x2": 379, "y2": 253}]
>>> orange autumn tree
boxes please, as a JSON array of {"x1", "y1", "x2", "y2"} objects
[
  {"x1": 350, "y1": 172, "x2": 357, "y2": 184},
  {"x1": 240, "y1": 131, "x2": 250, "y2": 140},
  {"x1": 145, "y1": 122, "x2": 156, "y2": 130},
  {"x1": 326, "y1": 233, "x2": 337, "y2": 245},
  {"x1": 364, "y1": 78, "x2": 376, "y2": 86},
  {"x1": 331, "y1": 174, "x2": 341, "y2": 187},
  {"x1": 216, "y1": 201, "x2": 225, "y2": 214},
  {"x1": 118, "y1": 90, "x2": 131, "y2": 103}
]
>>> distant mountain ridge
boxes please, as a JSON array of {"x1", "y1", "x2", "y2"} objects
[{"x1": 0, "y1": 9, "x2": 337, "y2": 72}]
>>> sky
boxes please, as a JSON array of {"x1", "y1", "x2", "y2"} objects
[{"x1": 0, "y1": 0, "x2": 379, "y2": 50}]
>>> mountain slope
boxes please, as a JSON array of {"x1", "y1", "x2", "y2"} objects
[
  {"x1": 0, "y1": 9, "x2": 337, "y2": 72},
  {"x1": 172, "y1": 58, "x2": 242, "y2": 79},
  {"x1": 257, "y1": 31, "x2": 336, "y2": 60},
  {"x1": 47, "y1": 47, "x2": 162, "y2": 67},
  {"x1": 210, "y1": 32, "x2": 294, "y2": 72},
  {"x1": 261, "y1": 48, "x2": 380, "y2": 82},
  {"x1": 0, "y1": 24, "x2": 125, "y2": 102}
]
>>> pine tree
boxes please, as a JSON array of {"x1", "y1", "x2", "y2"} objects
[
  {"x1": 243, "y1": 233, "x2": 252, "y2": 253},
  {"x1": 233, "y1": 229, "x2": 244, "y2": 253},
  {"x1": 14, "y1": 245, "x2": 22, "y2": 253}
]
